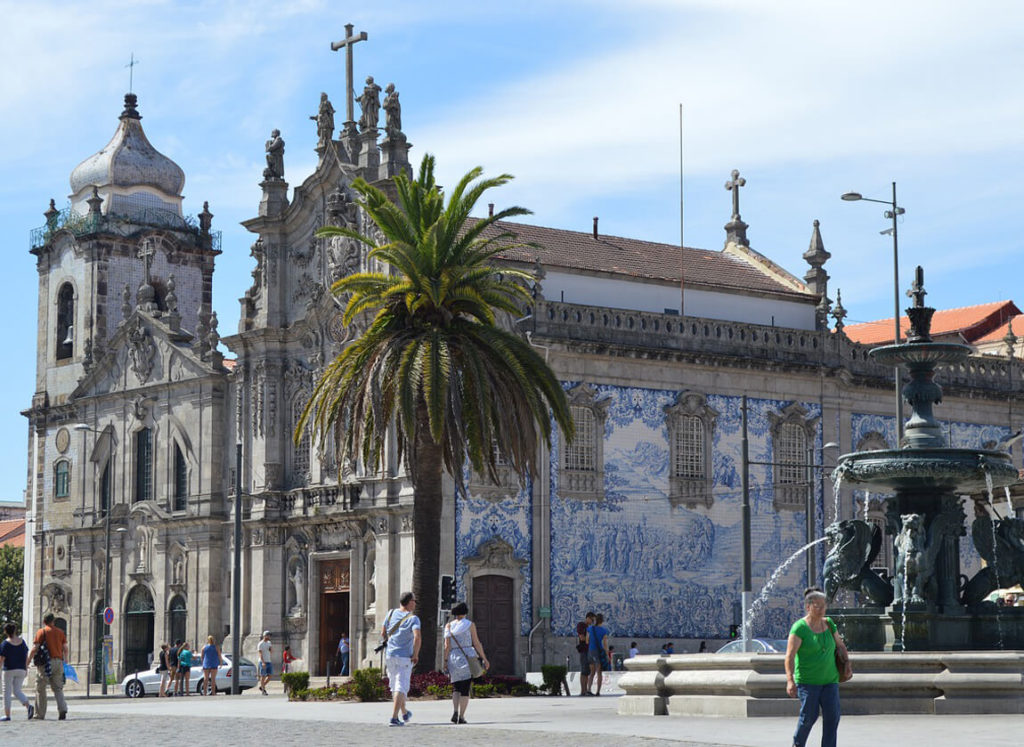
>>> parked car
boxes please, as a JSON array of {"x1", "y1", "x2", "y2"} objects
[
  {"x1": 121, "y1": 654, "x2": 258, "y2": 697},
  {"x1": 715, "y1": 638, "x2": 789, "y2": 654}
]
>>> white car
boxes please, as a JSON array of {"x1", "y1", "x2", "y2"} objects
[{"x1": 121, "y1": 654, "x2": 259, "y2": 697}]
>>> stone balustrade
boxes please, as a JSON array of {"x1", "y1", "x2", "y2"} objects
[
  {"x1": 530, "y1": 300, "x2": 1018, "y2": 395},
  {"x1": 618, "y1": 652, "x2": 1024, "y2": 716}
]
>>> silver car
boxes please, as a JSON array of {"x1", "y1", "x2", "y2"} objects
[
  {"x1": 715, "y1": 638, "x2": 789, "y2": 654},
  {"x1": 121, "y1": 654, "x2": 259, "y2": 697}
]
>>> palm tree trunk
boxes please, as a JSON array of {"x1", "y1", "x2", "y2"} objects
[{"x1": 411, "y1": 405, "x2": 444, "y2": 673}]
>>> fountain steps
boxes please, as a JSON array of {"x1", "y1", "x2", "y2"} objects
[{"x1": 618, "y1": 652, "x2": 1024, "y2": 717}]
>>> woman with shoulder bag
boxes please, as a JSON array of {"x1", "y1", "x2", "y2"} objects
[
  {"x1": 442, "y1": 602, "x2": 489, "y2": 725},
  {"x1": 784, "y1": 586, "x2": 850, "y2": 747}
]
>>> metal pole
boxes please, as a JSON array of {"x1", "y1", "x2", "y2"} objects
[
  {"x1": 741, "y1": 395, "x2": 752, "y2": 651},
  {"x1": 102, "y1": 487, "x2": 111, "y2": 695},
  {"x1": 231, "y1": 443, "x2": 242, "y2": 695},
  {"x1": 806, "y1": 445, "x2": 815, "y2": 588},
  {"x1": 891, "y1": 181, "x2": 903, "y2": 445}
]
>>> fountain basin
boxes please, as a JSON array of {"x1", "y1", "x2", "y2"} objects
[
  {"x1": 869, "y1": 341, "x2": 971, "y2": 367},
  {"x1": 835, "y1": 448, "x2": 1018, "y2": 493}
]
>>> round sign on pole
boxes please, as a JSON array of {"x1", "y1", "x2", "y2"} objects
[{"x1": 103, "y1": 607, "x2": 114, "y2": 626}]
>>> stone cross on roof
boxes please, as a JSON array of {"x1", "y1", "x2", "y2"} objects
[
  {"x1": 330, "y1": 24, "x2": 368, "y2": 137},
  {"x1": 125, "y1": 52, "x2": 140, "y2": 93},
  {"x1": 725, "y1": 169, "x2": 746, "y2": 220}
]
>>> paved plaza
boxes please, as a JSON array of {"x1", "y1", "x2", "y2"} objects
[{"x1": 0, "y1": 687, "x2": 1019, "y2": 746}]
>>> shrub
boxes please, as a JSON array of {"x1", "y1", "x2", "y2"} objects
[
  {"x1": 282, "y1": 671, "x2": 310, "y2": 695},
  {"x1": 472, "y1": 683, "x2": 497, "y2": 698},
  {"x1": 540, "y1": 665, "x2": 568, "y2": 695},
  {"x1": 351, "y1": 667, "x2": 389, "y2": 702},
  {"x1": 292, "y1": 688, "x2": 311, "y2": 701},
  {"x1": 425, "y1": 683, "x2": 453, "y2": 699},
  {"x1": 408, "y1": 670, "x2": 450, "y2": 697},
  {"x1": 511, "y1": 682, "x2": 538, "y2": 696}
]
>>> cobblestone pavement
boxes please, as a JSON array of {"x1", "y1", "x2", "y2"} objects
[{"x1": 4, "y1": 689, "x2": 1019, "y2": 747}]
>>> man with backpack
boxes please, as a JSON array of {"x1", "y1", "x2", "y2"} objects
[
  {"x1": 575, "y1": 611, "x2": 595, "y2": 695},
  {"x1": 27, "y1": 613, "x2": 68, "y2": 720}
]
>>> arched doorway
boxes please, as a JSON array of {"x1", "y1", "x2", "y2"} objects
[
  {"x1": 472, "y1": 575, "x2": 515, "y2": 674},
  {"x1": 169, "y1": 595, "x2": 187, "y2": 646},
  {"x1": 124, "y1": 586, "x2": 155, "y2": 675}
]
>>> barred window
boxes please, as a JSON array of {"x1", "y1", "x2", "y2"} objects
[
  {"x1": 173, "y1": 444, "x2": 188, "y2": 512},
  {"x1": 565, "y1": 406, "x2": 596, "y2": 472},
  {"x1": 674, "y1": 415, "x2": 705, "y2": 479},
  {"x1": 777, "y1": 422, "x2": 806, "y2": 484},
  {"x1": 291, "y1": 400, "x2": 310, "y2": 486},
  {"x1": 134, "y1": 428, "x2": 153, "y2": 502},
  {"x1": 55, "y1": 460, "x2": 70, "y2": 499}
]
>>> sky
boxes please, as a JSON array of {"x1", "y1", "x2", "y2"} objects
[{"x1": 1, "y1": 0, "x2": 1022, "y2": 500}]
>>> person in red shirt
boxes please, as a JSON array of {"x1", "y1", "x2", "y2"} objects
[
  {"x1": 282, "y1": 645, "x2": 295, "y2": 673},
  {"x1": 27, "y1": 613, "x2": 69, "y2": 720}
]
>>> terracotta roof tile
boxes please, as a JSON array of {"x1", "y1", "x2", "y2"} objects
[
  {"x1": 976, "y1": 313, "x2": 1024, "y2": 344},
  {"x1": 844, "y1": 301, "x2": 1021, "y2": 345},
  {"x1": 0, "y1": 518, "x2": 25, "y2": 548},
  {"x1": 474, "y1": 220, "x2": 816, "y2": 301}
]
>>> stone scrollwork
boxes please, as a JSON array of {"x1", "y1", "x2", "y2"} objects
[{"x1": 127, "y1": 317, "x2": 156, "y2": 384}]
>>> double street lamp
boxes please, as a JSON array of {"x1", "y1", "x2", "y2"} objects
[{"x1": 841, "y1": 183, "x2": 906, "y2": 444}]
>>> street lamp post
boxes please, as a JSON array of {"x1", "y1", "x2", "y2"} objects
[
  {"x1": 841, "y1": 183, "x2": 906, "y2": 444},
  {"x1": 74, "y1": 423, "x2": 113, "y2": 694}
]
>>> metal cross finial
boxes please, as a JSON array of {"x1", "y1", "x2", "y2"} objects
[
  {"x1": 330, "y1": 24, "x2": 368, "y2": 130},
  {"x1": 138, "y1": 238, "x2": 156, "y2": 285},
  {"x1": 906, "y1": 265, "x2": 926, "y2": 308},
  {"x1": 725, "y1": 169, "x2": 746, "y2": 220},
  {"x1": 125, "y1": 53, "x2": 140, "y2": 93}
]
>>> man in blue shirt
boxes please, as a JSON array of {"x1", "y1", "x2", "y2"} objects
[{"x1": 382, "y1": 591, "x2": 420, "y2": 726}]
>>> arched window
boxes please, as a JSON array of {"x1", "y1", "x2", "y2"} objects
[
  {"x1": 56, "y1": 283, "x2": 74, "y2": 360},
  {"x1": 134, "y1": 428, "x2": 153, "y2": 503},
  {"x1": 55, "y1": 460, "x2": 71, "y2": 500},
  {"x1": 100, "y1": 460, "x2": 111, "y2": 517},
  {"x1": 769, "y1": 403, "x2": 819, "y2": 511},
  {"x1": 665, "y1": 392, "x2": 718, "y2": 509},
  {"x1": 173, "y1": 444, "x2": 187, "y2": 512},
  {"x1": 560, "y1": 383, "x2": 609, "y2": 501}
]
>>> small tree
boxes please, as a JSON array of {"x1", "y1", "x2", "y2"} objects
[
  {"x1": 0, "y1": 545, "x2": 24, "y2": 630},
  {"x1": 299, "y1": 155, "x2": 573, "y2": 671}
]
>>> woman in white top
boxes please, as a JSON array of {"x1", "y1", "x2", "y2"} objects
[{"x1": 442, "y1": 602, "x2": 489, "y2": 725}]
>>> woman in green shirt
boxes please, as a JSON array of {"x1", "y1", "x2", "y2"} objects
[{"x1": 784, "y1": 587, "x2": 848, "y2": 747}]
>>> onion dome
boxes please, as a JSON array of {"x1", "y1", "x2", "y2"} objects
[{"x1": 69, "y1": 94, "x2": 185, "y2": 217}]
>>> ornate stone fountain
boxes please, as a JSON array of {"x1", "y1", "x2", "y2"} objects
[
  {"x1": 619, "y1": 268, "x2": 1024, "y2": 717},
  {"x1": 826, "y1": 267, "x2": 1022, "y2": 650}
]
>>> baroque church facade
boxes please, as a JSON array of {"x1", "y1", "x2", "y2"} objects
[{"x1": 23, "y1": 78, "x2": 1024, "y2": 681}]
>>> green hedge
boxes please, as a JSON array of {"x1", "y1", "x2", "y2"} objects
[{"x1": 281, "y1": 671, "x2": 310, "y2": 695}]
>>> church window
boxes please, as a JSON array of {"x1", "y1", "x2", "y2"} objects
[
  {"x1": 134, "y1": 428, "x2": 153, "y2": 503},
  {"x1": 769, "y1": 403, "x2": 819, "y2": 511},
  {"x1": 56, "y1": 283, "x2": 74, "y2": 360},
  {"x1": 173, "y1": 444, "x2": 187, "y2": 512},
  {"x1": 169, "y1": 595, "x2": 187, "y2": 644},
  {"x1": 100, "y1": 461, "x2": 111, "y2": 518},
  {"x1": 291, "y1": 399, "x2": 310, "y2": 488},
  {"x1": 54, "y1": 460, "x2": 70, "y2": 499},
  {"x1": 665, "y1": 392, "x2": 718, "y2": 509},
  {"x1": 560, "y1": 383, "x2": 608, "y2": 501}
]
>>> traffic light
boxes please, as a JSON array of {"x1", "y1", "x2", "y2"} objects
[
  {"x1": 729, "y1": 624, "x2": 739, "y2": 639},
  {"x1": 440, "y1": 574, "x2": 456, "y2": 610}
]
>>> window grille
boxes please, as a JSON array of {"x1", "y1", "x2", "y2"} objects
[
  {"x1": 777, "y1": 422, "x2": 806, "y2": 484},
  {"x1": 674, "y1": 415, "x2": 705, "y2": 478},
  {"x1": 565, "y1": 406, "x2": 595, "y2": 472}
]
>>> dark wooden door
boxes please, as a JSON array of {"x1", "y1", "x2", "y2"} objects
[
  {"x1": 472, "y1": 575, "x2": 515, "y2": 674},
  {"x1": 318, "y1": 558, "x2": 351, "y2": 675}
]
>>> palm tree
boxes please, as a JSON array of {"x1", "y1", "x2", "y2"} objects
[{"x1": 298, "y1": 154, "x2": 573, "y2": 671}]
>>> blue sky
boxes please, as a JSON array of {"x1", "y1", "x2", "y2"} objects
[{"x1": 2, "y1": 0, "x2": 1023, "y2": 500}]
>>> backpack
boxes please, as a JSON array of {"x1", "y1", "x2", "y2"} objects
[{"x1": 33, "y1": 639, "x2": 52, "y2": 676}]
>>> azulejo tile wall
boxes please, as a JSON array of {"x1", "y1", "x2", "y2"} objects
[
  {"x1": 455, "y1": 480, "x2": 533, "y2": 636},
  {"x1": 549, "y1": 384, "x2": 821, "y2": 640}
]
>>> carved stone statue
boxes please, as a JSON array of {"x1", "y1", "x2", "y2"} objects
[
  {"x1": 310, "y1": 92, "x2": 335, "y2": 151},
  {"x1": 357, "y1": 76, "x2": 382, "y2": 132},
  {"x1": 172, "y1": 553, "x2": 185, "y2": 585},
  {"x1": 264, "y1": 129, "x2": 285, "y2": 180},
  {"x1": 894, "y1": 514, "x2": 931, "y2": 604},
  {"x1": 383, "y1": 83, "x2": 402, "y2": 139},
  {"x1": 822, "y1": 519, "x2": 893, "y2": 607},
  {"x1": 963, "y1": 515, "x2": 1024, "y2": 605},
  {"x1": 290, "y1": 562, "x2": 305, "y2": 614}
]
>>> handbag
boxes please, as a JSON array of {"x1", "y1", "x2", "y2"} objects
[
  {"x1": 450, "y1": 626, "x2": 486, "y2": 679},
  {"x1": 835, "y1": 648, "x2": 853, "y2": 683}
]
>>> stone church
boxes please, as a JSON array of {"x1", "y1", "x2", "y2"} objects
[{"x1": 23, "y1": 72, "x2": 1024, "y2": 682}]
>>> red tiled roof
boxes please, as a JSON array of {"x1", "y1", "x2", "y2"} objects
[
  {"x1": 475, "y1": 220, "x2": 816, "y2": 301},
  {"x1": 844, "y1": 301, "x2": 1021, "y2": 345},
  {"x1": 0, "y1": 518, "x2": 25, "y2": 548},
  {"x1": 975, "y1": 313, "x2": 1024, "y2": 344}
]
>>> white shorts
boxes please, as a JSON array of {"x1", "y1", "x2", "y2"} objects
[{"x1": 385, "y1": 656, "x2": 413, "y2": 695}]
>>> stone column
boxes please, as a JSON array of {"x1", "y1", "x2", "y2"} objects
[{"x1": 357, "y1": 130, "x2": 380, "y2": 174}]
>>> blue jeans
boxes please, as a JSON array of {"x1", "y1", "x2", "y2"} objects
[
  {"x1": 793, "y1": 683, "x2": 840, "y2": 747},
  {"x1": 340, "y1": 652, "x2": 349, "y2": 676}
]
